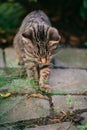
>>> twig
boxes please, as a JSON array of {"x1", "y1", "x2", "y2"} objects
[{"x1": 73, "y1": 108, "x2": 87, "y2": 114}]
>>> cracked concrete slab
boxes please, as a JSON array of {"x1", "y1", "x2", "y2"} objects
[
  {"x1": 56, "y1": 48, "x2": 87, "y2": 68},
  {"x1": 0, "y1": 96, "x2": 50, "y2": 124},
  {"x1": 50, "y1": 69, "x2": 87, "y2": 92},
  {"x1": 52, "y1": 95, "x2": 87, "y2": 112}
]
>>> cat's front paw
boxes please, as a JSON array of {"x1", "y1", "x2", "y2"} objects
[{"x1": 39, "y1": 83, "x2": 52, "y2": 93}]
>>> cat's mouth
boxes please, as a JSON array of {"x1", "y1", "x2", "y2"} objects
[
  {"x1": 38, "y1": 57, "x2": 51, "y2": 65},
  {"x1": 41, "y1": 58, "x2": 47, "y2": 64},
  {"x1": 38, "y1": 58, "x2": 51, "y2": 67}
]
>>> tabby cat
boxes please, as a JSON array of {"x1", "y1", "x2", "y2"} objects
[{"x1": 13, "y1": 10, "x2": 61, "y2": 91}]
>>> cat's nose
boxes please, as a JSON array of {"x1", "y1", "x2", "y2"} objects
[{"x1": 41, "y1": 58, "x2": 47, "y2": 64}]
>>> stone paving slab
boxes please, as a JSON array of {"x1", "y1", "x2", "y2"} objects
[
  {"x1": 56, "y1": 48, "x2": 87, "y2": 68},
  {"x1": 52, "y1": 96, "x2": 87, "y2": 124},
  {"x1": 0, "y1": 96, "x2": 50, "y2": 124},
  {"x1": 53, "y1": 96, "x2": 87, "y2": 112},
  {"x1": 50, "y1": 69, "x2": 87, "y2": 92}
]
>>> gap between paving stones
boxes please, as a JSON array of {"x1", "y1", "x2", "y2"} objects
[{"x1": 0, "y1": 106, "x2": 87, "y2": 128}]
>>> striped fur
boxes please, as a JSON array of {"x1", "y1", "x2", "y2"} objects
[{"x1": 14, "y1": 10, "x2": 61, "y2": 91}]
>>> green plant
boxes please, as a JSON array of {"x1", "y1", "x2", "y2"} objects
[
  {"x1": 77, "y1": 124, "x2": 87, "y2": 130},
  {"x1": 84, "y1": 42, "x2": 87, "y2": 46},
  {"x1": 55, "y1": 106, "x2": 60, "y2": 114},
  {"x1": 0, "y1": 2, "x2": 26, "y2": 31},
  {"x1": 66, "y1": 95, "x2": 72, "y2": 106},
  {"x1": 80, "y1": 0, "x2": 87, "y2": 20}
]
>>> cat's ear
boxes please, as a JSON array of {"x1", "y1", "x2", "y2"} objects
[
  {"x1": 22, "y1": 29, "x2": 33, "y2": 42},
  {"x1": 48, "y1": 27, "x2": 61, "y2": 42}
]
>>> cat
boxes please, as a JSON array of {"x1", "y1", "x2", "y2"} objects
[{"x1": 13, "y1": 10, "x2": 61, "y2": 92}]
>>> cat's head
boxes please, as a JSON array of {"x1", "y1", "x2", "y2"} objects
[{"x1": 22, "y1": 25, "x2": 61, "y2": 65}]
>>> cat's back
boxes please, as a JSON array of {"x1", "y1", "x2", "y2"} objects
[
  {"x1": 19, "y1": 10, "x2": 51, "y2": 33},
  {"x1": 23, "y1": 10, "x2": 50, "y2": 24}
]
